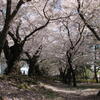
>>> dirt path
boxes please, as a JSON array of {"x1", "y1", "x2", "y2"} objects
[
  {"x1": 39, "y1": 82, "x2": 99, "y2": 96},
  {"x1": 0, "y1": 77, "x2": 100, "y2": 100}
]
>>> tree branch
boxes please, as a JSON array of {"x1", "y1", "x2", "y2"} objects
[
  {"x1": 10, "y1": 0, "x2": 31, "y2": 20},
  {"x1": 63, "y1": 23, "x2": 74, "y2": 49},
  {"x1": 3, "y1": 40, "x2": 10, "y2": 61},
  {"x1": 16, "y1": 21, "x2": 21, "y2": 41},
  {"x1": 22, "y1": 20, "x2": 50, "y2": 45},
  {"x1": 8, "y1": 31, "x2": 17, "y2": 43},
  {"x1": 77, "y1": 0, "x2": 100, "y2": 40},
  {"x1": 6, "y1": 0, "x2": 12, "y2": 21}
]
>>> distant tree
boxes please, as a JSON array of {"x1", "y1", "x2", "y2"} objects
[
  {"x1": 59, "y1": 20, "x2": 85, "y2": 87},
  {"x1": 24, "y1": 45, "x2": 42, "y2": 76}
]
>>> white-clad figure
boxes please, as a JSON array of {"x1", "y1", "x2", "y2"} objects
[{"x1": 20, "y1": 63, "x2": 29, "y2": 75}]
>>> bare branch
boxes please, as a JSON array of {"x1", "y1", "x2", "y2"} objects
[
  {"x1": 16, "y1": 21, "x2": 21, "y2": 41},
  {"x1": 43, "y1": 0, "x2": 50, "y2": 20},
  {"x1": 74, "y1": 25, "x2": 85, "y2": 48},
  {"x1": 8, "y1": 31, "x2": 17, "y2": 43},
  {"x1": 22, "y1": 19, "x2": 50, "y2": 45},
  {"x1": 3, "y1": 40, "x2": 10, "y2": 60},
  {"x1": 10, "y1": 0, "x2": 31, "y2": 20},
  {"x1": 43, "y1": 0, "x2": 71, "y2": 21},
  {"x1": 6, "y1": 0, "x2": 12, "y2": 21},
  {"x1": 77, "y1": 0, "x2": 100, "y2": 40},
  {"x1": 63, "y1": 23, "x2": 74, "y2": 49},
  {"x1": 24, "y1": 51, "x2": 31, "y2": 60}
]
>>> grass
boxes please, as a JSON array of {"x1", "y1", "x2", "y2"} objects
[
  {"x1": 0, "y1": 75, "x2": 100, "y2": 91},
  {"x1": 77, "y1": 79, "x2": 98, "y2": 83},
  {"x1": 77, "y1": 83, "x2": 100, "y2": 89},
  {"x1": 37, "y1": 87, "x2": 60, "y2": 99}
]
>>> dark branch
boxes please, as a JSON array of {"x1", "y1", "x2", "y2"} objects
[
  {"x1": 22, "y1": 20, "x2": 50, "y2": 45},
  {"x1": 43, "y1": 0, "x2": 71, "y2": 21},
  {"x1": 3, "y1": 40, "x2": 10, "y2": 61},
  {"x1": 33, "y1": 45, "x2": 42, "y2": 57},
  {"x1": 63, "y1": 23, "x2": 74, "y2": 49},
  {"x1": 74, "y1": 25, "x2": 85, "y2": 48},
  {"x1": 16, "y1": 21, "x2": 21, "y2": 41},
  {"x1": 10, "y1": 0, "x2": 31, "y2": 21},
  {"x1": 24, "y1": 52, "x2": 31, "y2": 60},
  {"x1": 8, "y1": 31, "x2": 17, "y2": 43},
  {"x1": 6, "y1": 0, "x2": 12, "y2": 21},
  {"x1": 10, "y1": 0, "x2": 24, "y2": 20},
  {"x1": 77, "y1": 0, "x2": 100, "y2": 40}
]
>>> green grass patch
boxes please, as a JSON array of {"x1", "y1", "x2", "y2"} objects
[
  {"x1": 36, "y1": 86, "x2": 60, "y2": 99},
  {"x1": 77, "y1": 79, "x2": 98, "y2": 83}
]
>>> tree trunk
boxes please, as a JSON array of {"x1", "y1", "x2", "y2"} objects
[
  {"x1": 27, "y1": 47, "x2": 42, "y2": 77},
  {"x1": 94, "y1": 65, "x2": 98, "y2": 83},
  {"x1": 5, "y1": 58, "x2": 21, "y2": 75},
  {"x1": 94, "y1": 45, "x2": 98, "y2": 83},
  {"x1": 28, "y1": 60, "x2": 41, "y2": 77},
  {"x1": 97, "y1": 91, "x2": 100, "y2": 96},
  {"x1": 4, "y1": 42, "x2": 23, "y2": 75},
  {"x1": 71, "y1": 68, "x2": 76, "y2": 87},
  {"x1": 59, "y1": 67, "x2": 68, "y2": 84},
  {"x1": 67, "y1": 55, "x2": 77, "y2": 87},
  {"x1": 65, "y1": 68, "x2": 72, "y2": 85},
  {"x1": 28, "y1": 61, "x2": 35, "y2": 76},
  {"x1": 0, "y1": 24, "x2": 10, "y2": 56},
  {"x1": 69, "y1": 63, "x2": 76, "y2": 87}
]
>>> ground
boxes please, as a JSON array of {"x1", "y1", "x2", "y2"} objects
[{"x1": 0, "y1": 75, "x2": 100, "y2": 100}]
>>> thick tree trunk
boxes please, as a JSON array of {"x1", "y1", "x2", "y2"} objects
[
  {"x1": 5, "y1": 60, "x2": 21, "y2": 75},
  {"x1": 28, "y1": 61, "x2": 35, "y2": 76},
  {"x1": 28, "y1": 60, "x2": 40, "y2": 77},
  {"x1": 0, "y1": 24, "x2": 10, "y2": 56},
  {"x1": 4, "y1": 41, "x2": 22, "y2": 75}
]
